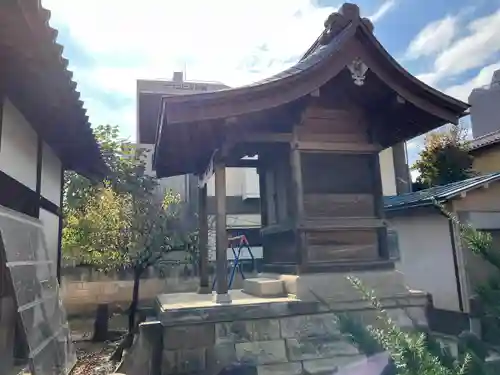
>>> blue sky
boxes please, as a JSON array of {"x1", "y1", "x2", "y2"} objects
[{"x1": 42, "y1": 0, "x2": 500, "y2": 164}]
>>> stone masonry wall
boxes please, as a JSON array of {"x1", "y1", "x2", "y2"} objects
[{"x1": 151, "y1": 305, "x2": 427, "y2": 375}]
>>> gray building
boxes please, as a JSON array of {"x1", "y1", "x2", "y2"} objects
[
  {"x1": 469, "y1": 69, "x2": 500, "y2": 138},
  {"x1": 136, "y1": 72, "x2": 229, "y2": 203}
]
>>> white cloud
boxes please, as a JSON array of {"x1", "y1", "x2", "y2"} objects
[
  {"x1": 42, "y1": 0, "x2": 338, "y2": 137},
  {"x1": 434, "y1": 10, "x2": 500, "y2": 78},
  {"x1": 43, "y1": 0, "x2": 335, "y2": 87},
  {"x1": 417, "y1": 9, "x2": 500, "y2": 87},
  {"x1": 42, "y1": 0, "x2": 397, "y2": 138},
  {"x1": 405, "y1": 15, "x2": 457, "y2": 60},
  {"x1": 445, "y1": 61, "x2": 500, "y2": 101},
  {"x1": 368, "y1": 0, "x2": 397, "y2": 22},
  {"x1": 415, "y1": 72, "x2": 440, "y2": 86}
]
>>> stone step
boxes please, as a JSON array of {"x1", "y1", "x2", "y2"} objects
[{"x1": 243, "y1": 278, "x2": 286, "y2": 298}]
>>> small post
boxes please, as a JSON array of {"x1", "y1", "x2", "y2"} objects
[
  {"x1": 372, "y1": 154, "x2": 389, "y2": 260},
  {"x1": 214, "y1": 160, "x2": 231, "y2": 303},
  {"x1": 198, "y1": 184, "x2": 210, "y2": 294},
  {"x1": 290, "y1": 126, "x2": 306, "y2": 269},
  {"x1": 469, "y1": 296, "x2": 483, "y2": 339}
]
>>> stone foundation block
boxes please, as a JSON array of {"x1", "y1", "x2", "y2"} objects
[
  {"x1": 235, "y1": 340, "x2": 288, "y2": 365},
  {"x1": 162, "y1": 348, "x2": 206, "y2": 374},
  {"x1": 216, "y1": 319, "x2": 281, "y2": 343},
  {"x1": 164, "y1": 324, "x2": 215, "y2": 349},
  {"x1": 243, "y1": 278, "x2": 286, "y2": 297},
  {"x1": 280, "y1": 313, "x2": 339, "y2": 339},
  {"x1": 352, "y1": 306, "x2": 427, "y2": 330},
  {"x1": 216, "y1": 321, "x2": 252, "y2": 343},
  {"x1": 125, "y1": 321, "x2": 162, "y2": 375},
  {"x1": 302, "y1": 355, "x2": 366, "y2": 374},
  {"x1": 251, "y1": 319, "x2": 281, "y2": 341},
  {"x1": 286, "y1": 337, "x2": 358, "y2": 361},
  {"x1": 206, "y1": 343, "x2": 238, "y2": 372},
  {"x1": 257, "y1": 362, "x2": 303, "y2": 375}
]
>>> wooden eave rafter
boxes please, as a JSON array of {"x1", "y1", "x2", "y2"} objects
[{"x1": 154, "y1": 2, "x2": 470, "y2": 178}]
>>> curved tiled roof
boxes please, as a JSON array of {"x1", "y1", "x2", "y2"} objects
[
  {"x1": 154, "y1": 2, "x2": 470, "y2": 178},
  {"x1": 5, "y1": 0, "x2": 105, "y2": 178},
  {"x1": 158, "y1": 3, "x2": 468, "y2": 116}
]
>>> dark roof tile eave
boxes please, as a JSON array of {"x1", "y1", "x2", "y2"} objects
[
  {"x1": 384, "y1": 172, "x2": 500, "y2": 211},
  {"x1": 18, "y1": 0, "x2": 104, "y2": 177},
  {"x1": 468, "y1": 130, "x2": 500, "y2": 151}
]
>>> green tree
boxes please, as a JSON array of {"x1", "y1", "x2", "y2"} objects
[
  {"x1": 64, "y1": 124, "x2": 158, "y2": 213},
  {"x1": 412, "y1": 126, "x2": 474, "y2": 189},
  {"x1": 312, "y1": 286, "x2": 479, "y2": 375},
  {"x1": 62, "y1": 124, "x2": 196, "y2": 334},
  {"x1": 347, "y1": 276, "x2": 479, "y2": 375},
  {"x1": 63, "y1": 186, "x2": 132, "y2": 270},
  {"x1": 334, "y1": 203, "x2": 500, "y2": 375}
]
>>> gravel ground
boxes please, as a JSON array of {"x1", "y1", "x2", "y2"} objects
[
  {"x1": 71, "y1": 339, "x2": 121, "y2": 375},
  {"x1": 69, "y1": 316, "x2": 126, "y2": 375}
]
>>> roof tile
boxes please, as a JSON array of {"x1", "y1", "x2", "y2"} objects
[
  {"x1": 468, "y1": 130, "x2": 500, "y2": 151},
  {"x1": 384, "y1": 172, "x2": 500, "y2": 210}
]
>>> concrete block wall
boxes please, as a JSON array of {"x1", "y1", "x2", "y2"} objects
[
  {"x1": 126, "y1": 304, "x2": 428, "y2": 375},
  {"x1": 61, "y1": 267, "x2": 257, "y2": 315}
]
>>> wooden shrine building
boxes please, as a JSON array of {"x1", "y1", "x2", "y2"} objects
[{"x1": 153, "y1": 3, "x2": 469, "y2": 301}]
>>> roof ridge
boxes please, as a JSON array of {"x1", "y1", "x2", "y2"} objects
[
  {"x1": 470, "y1": 129, "x2": 500, "y2": 142},
  {"x1": 468, "y1": 129, "x2": 500, "y2": 150},
  {"x1": 301, "y1": 3, "x2": 373, "y2": 60}
]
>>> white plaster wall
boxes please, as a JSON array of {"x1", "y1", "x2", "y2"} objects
[
  {"x1": 0, "y1": 98, "x2": 38, "y2": 190},
  {"x1": 388, "y1": 213, "x2": 461, "y2": 311},
  {"x1": 40, "y1": 141, "x2": 62, "y2": 205},
  {"x1": 207, "y1": 168, "x2": 247, "y2": 197},
  {"x1": 242, "y1": 168, "x2": 260, "y2": 199},
  {"x1": 379, "y1": 147, "x2": 397, "y2": 196},
  {"x1": 39, "y1": 208, "x2": 60, "y2": 265}
]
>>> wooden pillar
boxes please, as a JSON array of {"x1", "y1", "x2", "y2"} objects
[
  {"x1": 214, "y1": 161, "x2": 231, "y2": 303},
  {"x1": 372, "y1": 154, "x2": 389, "y2": 259},
  {"x1": 197, "y1": 184, "x2": 210, "y2": 294},
  {"x1": 257, "y1": 167, "x2": 268, "y2": 228},
  {"x1": 290, "y1": 127, "x2": 307, "y2": 269}
]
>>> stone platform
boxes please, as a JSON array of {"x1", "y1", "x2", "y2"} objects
[{"x1": 125, "y1": 284, "x2": 429, "y2": 375}]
